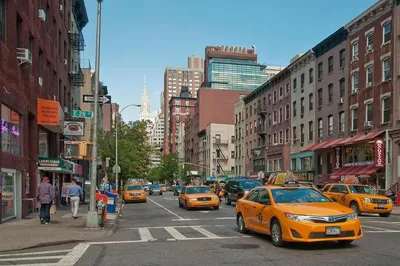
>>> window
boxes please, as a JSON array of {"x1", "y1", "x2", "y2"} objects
[
  {"x1": 292, "y1": 126, "x2": 297, "y2": 141},
  {"x1": 292, "y1": 101, "x2": 296, "y2": 117},
  {"x1": 286, "y1": 83, "x2": 290, "y2": 95},
  {"x1": 300, "y1": 124, "x2": 304, "y2": 143},
  {"x1": 328, "y1": 84, "x2": 333, "y2": 103},
  {"x1": 352, "y1": 41, "x2": 359, "y2": 59},
  {"x1": 285, "y1": 128, "x2": 290, "y2": 144},
  {"x1": 38, "y1": 49, "x2": 43, "y2": 77},
  {"x1": 308, "y1": 121, "x2": 313, "y2": 141},
  {"x1": 273, "y1": 110, "x2": 277, "y2": 123},
  {"x1": 366, "y1": 32, "x2": 374, "y2": 48},
  {"x1": 16, "y1": 15, "x2": 22, "y2": 47},
  {"x1": 309, "y1": 68, "x2": 313, "y2": 83},
  {"x1": 309, "y1": 93, "x2": 313, "y2": 110},
  {"x1": 339, "y1": 78, "x2": 345, "y2": 98},
  {"x1": 339, "y1": 111, "x2": 345, "y2": 133},
  {"x1": 268, "y1": 113, "x2": 272, "y2": 126},
  {"x1": 352, "y1": 72, "x2": 359, "y2": 93},
  {"x1": 273, "y1": 133, "x2": 277, "y2": 144},
  {"x1": 339, "y1": 49, "x2": 346, "y2": 67},
  {"x1": 285, "y1": 104, "x2": 290, "y2": 120},
  {"x1": 383, "y1": 22, "x2": 391, "y2": 44},
  {"x1": 293, "y1": 78, "x2": 297, "y2": 91},
  {"x1": 382, "y1": 97, "x2": 390, "y2": 123},
  {"x1": 327, "y1": 153, "x2": 333, "y2": 174},
  {"x1": 279, "y1": 86, "x2": 283, "y2": 98},
  {"x1": 273, "y1": 90, "x2": 277, "y2": 103},
  {"x1": 328, "y1": 115, "x2": 333, "y2": 136},
  {"x1": 352, "y1": 108, "x2": 358, "y2": 130},
  {"x1": 279, "y1": 130, "x2": 283, "y2": 144},
  {"x1": 279, "y1": 107, "x2": 283, "y2": 122},
  {"x1": 300, "y1": 97, "x2": 304, "y2": 115},
  {"x1": 0, "y1": 0, "x2": 5, "y2": 43},
  {"x1": 318, "y1": 118, "x2": 323, "y2": 139},
  {"x1": 1, "y1": 104, "x2": 21, "y2": 155},
  {"x1": 318, "y1": 62, "x2": 323, "y2": 80},
  {"x1": 383, "y1": 58, "x2": 391, "y2": 81},
  {"x1": 365, "y1": 103, "x2": 373, "y2": 122},
  {"x1": 318, "y1": 88, "x2": 323, "y2": 106},
  {"x1": 366, "y1": 65, "x2": 373, "y2": 84},
  {"x1": 328, "y1": 56, "x2": 333, "y2": 73},
  {"x1": 300, "y1": 73, "x2": 305, "y2": 88}
]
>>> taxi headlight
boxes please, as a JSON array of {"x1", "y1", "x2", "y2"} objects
[
  {"x1": 142, "y1": 192, "x2": 146, "y2": 195},
  {"x1": 189, "y1": 198, "x2": 198, "y2": 202},
  {"x1": 284, "y1": 213, "x2": 312, "y2": 222},
  {"x1": 362, "y1": 198, "x2": 372, "y2": 203},
  {"x1": 347, "y1": 212, "x2": 358, "y2": 220},
  {"x1": 212, "y1": 197, "x2": 218, "y2": 201},
  {"x1": 388, "y1": 199, "x2": 392, "y2": 204}
]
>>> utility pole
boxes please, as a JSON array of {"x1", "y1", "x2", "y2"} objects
[{"x1": 86, "y1": 0, "x2": 103, "y2": 228}]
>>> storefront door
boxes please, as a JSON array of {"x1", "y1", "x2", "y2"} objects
[{"x1": 1, "y1": 169, "x2": 16, "y2": 221}]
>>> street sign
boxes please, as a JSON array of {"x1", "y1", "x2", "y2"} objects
[
  {"x1": 113, "y1": 164, "x2": 121, "y2": 174},
  {"x1": 83, "y1": 94, "x2": 111, "y2": 104},
  {"x1": 72, "y1": 110, "x2": 93, "y2": 118}
]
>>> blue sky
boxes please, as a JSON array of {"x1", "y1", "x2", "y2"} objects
[{"x1": 82, "y1": 0, "x2": 378, "y2": 122}]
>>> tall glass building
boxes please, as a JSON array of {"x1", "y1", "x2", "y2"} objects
[{"x1": 207, "y1": 58, "x2": 268, "y2": 91}]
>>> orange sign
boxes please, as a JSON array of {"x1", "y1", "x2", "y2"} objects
[{"x1": 37, "y1": 99, "x2": 60, "y2": 126}]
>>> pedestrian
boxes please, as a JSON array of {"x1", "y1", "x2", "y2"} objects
[
  {"x1": 103, "y1": 181, "x2": 111, "y2": 193},
  {"x1": 67, "y1": 178, "x2": 83, "y2": 219},
  {"x1": 36, "y1": 176, "x2": 55, "y2": 225}
]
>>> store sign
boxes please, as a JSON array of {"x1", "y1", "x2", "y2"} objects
[
  {"x1": 37, "y1": 158, "x2": 74, "y2": 172},
  {"x1": 374, "y1": 138, "x2": 385, "y2": 167},
  {"x1": 343, "y1": 161, "x2": 373, "y2": 167},
  {"x1": 334, "y1": 147, "x2": 342, "y2": 170},
  {"x1": 1, "y1": 119, "x2": 20, "y2": 136},
  {"x1": 64, "y1": 121, "x2": 84, "y2": 136}
]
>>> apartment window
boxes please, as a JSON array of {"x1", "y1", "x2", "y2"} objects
[
  {"x1": 293, "y1": 78, "x2": 297, "y2": 91},
  {"x1": 339, "y1": 78, "x2": 345, "y2": 98},
  {"x1": 268, "y1": 94, "x2": 272, "y2": 105},
  {"x1": 286, "y1": 83, "x2": 290, "y2": 95},
  {"x1": 339, "y1": 49, "x2": 345, "y2": 67},
  {"x1": 285, "y1": 128, "x2": 290, "y2": 144},
  {"x1": 16, "y1": 15, "x2": 22, "y2": 47},
  {"x1": 268, "y1": 113, "x2": 272, "y2": 126},
  {"x1": 0, "y1": 0, "x2": 5, "y2": 43},
  {"x1": 279, "y1": 107, "x2": 283, "y2": 122},
  {"x1": 46, "y1": 61, "x2": 50, "y2": 89},
  {"x1": 38, "y1": 49, "x2": 43, "y2": 77},
  {"x1": 279, "y1": 86, "x2": 283, "y2": 98},
  {"x1": 309, "y1": 68, "x2": 313, "y2": 83},
  {"x1": 300, "y1": 73, "x2": 305, "y2": 88},
  {"x1": 328, "y1": 84, "x2": 333, "y2": 103},
  {"x1": 279, "y1": 130, "x2": 283, "y2": 144},
  {"x1": 268, "y1": 135, "x2": 271, "y2": 146},
  {"x1": 318, "y1": 88, "x2": 323, "y2": 106},
  {"x1": 352, "y1": 108, "x2": 358, "y2": 130},
  {"x1": 366, "y1": 32, "x2": 374, "y2": 48},
  {"x1": 318, "y1": 118, "x2": 323, "y2": 139},
  {"x1": 383, "y1": 22, "x2": 391, "y2": 44},
  {"x1": 339, "y1": 111, "x2": 345, "y2": 133},
  {"x1": 273, "y1": 110, "x2": 277, "y2": 123},
  {"x1": 318, "y1": 62, "x2": 323, "y2": 80},
  {"x1": 366, "y1": 65, "x2": 374, "y2": 84},
  {"x1": 308, "y1": 121, "x2": 313, "y2": 141},
  {"x1": 292, "y1": 126, "x2": 297, "y2": 141},
  {"x1": 365, "y1": 103, "x2": 373, "y2": 122},
  {"x1": 249, "y1": 106, "x2": 252, "y2": 116},
  {"x1": 382, "y1": 97, "x2": 390, "y2": 123},
  {"x1": 273, "y1": 133, "x2": 277, "y2": 144},
  {"x1": 58, "y1": 31, "x2": 62, "y2": 57},
  {"x1": 300, "y1": 97, "x2": 304, "y2": 115},
  {"x1": 352, "y1": 41, "x2": 359, "y2": 59},
  {"x1": 309, "y1": 93, "x2": 313, "y2": 110},
  {"x1": 328, "y1": 56, "x2": 333, "y2": 73},
  {"x1": 292, "y1": 101, "x2": 296, "y2": 117},
  {"x1": 300, "y1": 124, "x2": 304, "y2": 143},
  {"x1": 328, "y1": 115, "x2": 333, "y2": 136},
  {"x1": 352, "y1": 72, "x2": 359, "y2": 93},
  {"x1": 273, "y1": 90, "x2": 277, "y2": 102},
  {"x1": 383, "y1": 58, "x2": 391, "y2": 81},
  {"x1": 285, "y1": 104, "x2": 289, "y2": 120}
]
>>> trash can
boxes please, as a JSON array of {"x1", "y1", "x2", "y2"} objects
[{"x1": 106, "y1": 192, "x2": 117, "y2": 213}]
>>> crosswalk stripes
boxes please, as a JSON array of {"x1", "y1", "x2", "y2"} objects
[
  {"x1": 0, "y1": 248, "x2": 72, "y2": 265},
  {"x1": 360, "y1": 217, "x2": 400, "y2": 233}
]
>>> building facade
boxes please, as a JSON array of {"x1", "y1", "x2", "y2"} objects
[
  {"x1": 234, "y1": 98, "x2": 245, "y2": 176},
  {"x1": 243, "y1": 92, "x2": 259, "y2": 175},
  {"x1": 263, "y1": 65, "x2": 285, "y2": 79},
  {"x1": 139, "y1": 76, "x2": 151, "y2": 122}
]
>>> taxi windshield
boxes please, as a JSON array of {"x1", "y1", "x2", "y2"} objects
[
  {"x1": 186, "y1": 187, "x2": 211, "y2": 194},
  {"x1": 271, "y1": 188, "x2": 330, "y2": 203},
  {"x1": 239, "y1": 180, "x2": 262, "y2": 189},
  {"x1": 349, "y1": 185, "x2": 375, "y2": 194},
  {"x1": 127, "y1": 186, "x2": 142, "y2": 190},
  {"x1": 151, "y1": 185, "x2": 161, "y2": 189}
]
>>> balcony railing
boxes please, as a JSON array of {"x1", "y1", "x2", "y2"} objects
[
  {"x1": 69, "y1": 32, "x2": 85, "y2": 51},
  {"x1": 70, "y1": 63, "x2": 85, "y2": 86},
  {"x1": 213, "y1": 139, "x2": 229, "y2": 145},
  {"x1": 257, "y1": 105, "x2": 268, "y2": 116},
  {"x1": 257, "y1": 126, "x2": 267, "y2": 135}
]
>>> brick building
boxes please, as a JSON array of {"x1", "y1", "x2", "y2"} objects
[{"x1": 0, "y1": 0, "x2": 87, "y2": 222}]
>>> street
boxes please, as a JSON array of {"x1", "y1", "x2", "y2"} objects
[{"x1": 1, "y1": 191, "x2": 400, "y2": 266}]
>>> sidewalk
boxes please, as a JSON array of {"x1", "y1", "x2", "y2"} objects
[
  {"x1": 392, "y1": 206, "x2": 400, "y2": 215},
  {"x1": 0, "y1": 200, "x2": 122, "y2": 252}
]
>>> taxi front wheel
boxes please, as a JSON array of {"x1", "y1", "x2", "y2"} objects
[
  {"x1": 338, "y1": 240, "x2": 353, "y2": 246},
  {"x1": 271, "y1": 219, "x2": 285, "y2": 247},
  {"x1": 237, "y1": 213, "x2": 248, "y2": 234},
  {"x1": 379, "y1": 213, "x2": 390, "y2": 217}
]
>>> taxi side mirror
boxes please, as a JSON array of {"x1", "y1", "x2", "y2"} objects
[{"x1": 258, "y1": 198, "x2": 271, "y2": 205}]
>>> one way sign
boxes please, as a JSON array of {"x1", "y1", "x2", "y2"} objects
[{"x1": 83, "y1": 95, "x2": 111, "y2": 104}]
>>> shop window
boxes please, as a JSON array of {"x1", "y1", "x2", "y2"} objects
[
  {"x1": 1, "y1": 170, "x2": 17, "y2": 220},
  {"x1": 1, "y1": 104, "x2": 21, "y2": 155},
  {"x1": 327, "y1": 153, "x2": 332, "y2": 174}
]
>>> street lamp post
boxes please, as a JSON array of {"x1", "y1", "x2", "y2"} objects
[
  {"x1": 114, "y1": 104, "x2": 140, "y2": 193},
  {"x1": 86, "y1": 0, "x2": 103, "y2": 228}
]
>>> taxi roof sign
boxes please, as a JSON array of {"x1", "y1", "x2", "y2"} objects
[{"x1": 267, "y1": 171, "x2": 298, "y2": 185}]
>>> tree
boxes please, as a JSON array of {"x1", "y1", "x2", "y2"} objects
[
  {"x1": 97, "y1": 120, "x2": 152, "y2": 184},
  {"x1": 146, "y1": 152, "x2": 181, "y2": 183}
]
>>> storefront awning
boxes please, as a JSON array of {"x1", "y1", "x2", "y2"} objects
[
  {"x1": 300, "y1": 138, "x2": 342, "y2": 152},
  {"x1": 37, "y1": 158, "x2": 74, "y2": 174},
  {"x1": 316, "y1": 175, "x2": 332, "y2": 184},
  {"x1": 340, "y1": 130, "x2": 385, "y2": 146},
  {"x1": 330, "y1": 165, "x2": 382, "y2": 178}
]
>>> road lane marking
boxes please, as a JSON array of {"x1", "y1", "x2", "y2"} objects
[
  {"x1": 200, "y1": 211, "x2": 210, "y2": 213},
  {"x1": 57, "y1": 243, "x2": 90, "y2": 265},
  {"x1": 172, "y1": 217, "x2": 236, "y2": 221},
  {"x1": 0, "y1": 249, "x2": 72, "y2": 257},
  {"x1": 138, "y1": 228, "x2": 154, "y2": 241},
  {"x1": 147, "y1": 197, "x2": 184, "y2": 220},
  {"x1": 165, "y1": 227, "x2": 187, "y2": 240},
  {"x1": 87, "y1": 236, "x2": 250, "y2": 245},
  {"x1": 192, "y1": 226, "x2": 220, "y2": 238},
  {"x1": 126, "y1": 225, "x2": 219, "y2": 229},
  {"x1": 365, "y1": 230, "x2": 400, "y2": 233},
  {"x1": 0, "y1": 256, "x2": 64, "y2": 262},
  {"x1": 363, "y1": 221, "x2": 400, "y2": 225},
  {"x1": 88, "y1": 240, "x2": 148, "y2": 244},
  {"x1": 362, "y1": 225, "x2": 392, "y2": 231}
]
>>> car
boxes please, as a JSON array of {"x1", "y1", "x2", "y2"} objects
[
  {"x1": 123, "y1": 184, "x2": 146, "y2": 203},
  {"x1": 235, "y1": 182, "x2": 363, "y2": 247},
  {"x1": 149, "y1": 184, "x2": 163, "y2": 195},
  {"x1": 224, "y1": 179, "x2": 262, "y2": 205},
  {"x1": 143, "y1": 184, "x2": 150, "y2": 192},
  {"x1": 178, "y1": 185, "x2": 220, "y2": 210},
  {"x1": 173, "y1": 185, "x2": 184, "y2": 196},
  {"x1": 160, "y1": 184, "x2": 167, "y2": 192}
]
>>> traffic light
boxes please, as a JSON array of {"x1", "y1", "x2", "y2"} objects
[{"x1": 64, "y1": 141, "x2": 92, "y2": 159}]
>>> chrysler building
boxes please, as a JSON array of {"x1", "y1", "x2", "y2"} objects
[{"x1": 139, "y1": 75, "x2": 151, "y2": 121}]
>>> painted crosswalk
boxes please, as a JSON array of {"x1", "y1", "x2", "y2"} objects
[
  {"x1": 360, "y1": 217, "x2": 400, "y2": 233},
  {"x1": 0, "y1": 248, "x2": 76, "y2": 266}
]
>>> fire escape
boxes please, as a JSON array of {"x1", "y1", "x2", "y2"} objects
[
  {"x1": 214, "y1": 137, "x2": 228, "y2": 175},
  {"x1": 69, "y1": 31, "x2": 85, "y2": 87}
]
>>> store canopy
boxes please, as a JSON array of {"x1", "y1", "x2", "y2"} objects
[
  {"x1": 329, "y1": 165, "x2": 381, "y2": 178},
  {"x1": 316, "y1": 175, "x2": 335, "y2": 184}
]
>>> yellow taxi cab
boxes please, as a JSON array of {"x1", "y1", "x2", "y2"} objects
[
  {"x1": 123, "y1": 184, "x2": 147, "y2": 203},
  {"x1": 322, "y1": 183, "x2": 393, "y2": 217},
  {"x1": 235, "y1": 181, "x2": 362, "y2": 247},
  {"x1": 178, "y1": 185, "x2": 220, "y2": 210},
  {"x1": 298, "y1": 181, "x2": 318, "y2": 190},
  {"x1": 160, "y1": 184, "x2": 167, "y2": 192}
]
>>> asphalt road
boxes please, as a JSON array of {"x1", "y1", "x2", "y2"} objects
[{"x1": 1, "y1": 191, "x2": 400, "y2": 266}]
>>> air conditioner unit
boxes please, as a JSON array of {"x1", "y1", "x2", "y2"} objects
[
  {"x1": 59, "y1": 5, "x2": 63, "y2": 11},
  {"x1": 39, "y1": 9, "x2": 46, "y2": 22},
  {"x1": 64, "y1": 107, "x2": 69, "y2": 113},
  {"x1": 367, "y1": 82, "x2": 373, "y2": 87},
  {"x1": 364, "y1": 121, "x2": 372, "y2": 127},
  {"x1": 16, "y1": 48, "x2": 33, "y2": 65},
  {"x1": 38, "y1": 77, "x2": 43, "y2": 86},
  {"x1": 64, "y1": 59, "x2": 68, "y2": 66},
  {"x1": 338, "y1": 97, "x2": 344, "y2": 104},
  {"x1": 366, "y1": 44, "x2": 373, "y2": 52}
]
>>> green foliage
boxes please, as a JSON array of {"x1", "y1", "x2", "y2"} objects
[
  {"x1": 97, "y1": 120, "x2": 152, "y2": 183},
  {"x1": 146, "y1": 152, "x2": 181, "y2": 183}
]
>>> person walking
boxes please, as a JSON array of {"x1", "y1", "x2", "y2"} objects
[
  {"x1": 67, "y1": 179, "x2": 83, "y2": 219},
  {"x1": 36, "y1": 176, "x2": 55, "y2": 224}
]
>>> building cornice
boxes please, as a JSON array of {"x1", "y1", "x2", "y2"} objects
[{"x1": 288, "y1": 51, "x2": 315, "y2": 72}]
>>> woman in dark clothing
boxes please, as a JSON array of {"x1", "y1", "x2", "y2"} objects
[{"x1": 36, "y1": 176, "x2": 56, "y2": 224}]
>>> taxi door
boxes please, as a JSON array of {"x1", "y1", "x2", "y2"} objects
[
  {"x1": 252, "y1": 188, "x2": 272, "y2": 234},
  {"x1": 328, "y1": 185, "x2": 347, "y2": 205},
  {"x1": 238, "y1": 189, "x2": 261, "y2": 231},
  {"x1": 179, "y1": 187, "x2": 187, "y2": 205}
]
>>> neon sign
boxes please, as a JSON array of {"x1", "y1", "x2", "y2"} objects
[{"x1": 1, "y1": 118, "x2": 20, "y2": 136}]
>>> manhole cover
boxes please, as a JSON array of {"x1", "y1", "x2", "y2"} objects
[{"x1": 221, "y1": 244, "x2": 260, "y2": 249}]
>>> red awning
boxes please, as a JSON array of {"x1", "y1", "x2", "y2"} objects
[
  {"x1": 300, "y1": 139, "x2": 337, "y2": 152},
  {"x1": 330, "y1": 165, "x2": 381, "y2": 178},
  {"x1": 317, "y1": 175, "x2": 331, "y2": 184},
  {"x1": 340, "y1": 130, "x2": 385, "y2": 146}
]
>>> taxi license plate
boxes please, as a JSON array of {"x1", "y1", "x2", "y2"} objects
[
  {"x1": 202, "y1": 202, "x2": 208, "y2": 205},
  {"x1": 326, "y1": 226, "x2": 340, "y2": 235},
  {"x1": 378, "y1": 204, "x2": 384, "y2": 208}
]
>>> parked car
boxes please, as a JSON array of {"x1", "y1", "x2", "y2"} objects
[
  {"x1": 224, "y1": 179, "x2": 262, "y2": 205},
  {"x1": 149, "y1": 184, "x2": 163, "y2": 195}
]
